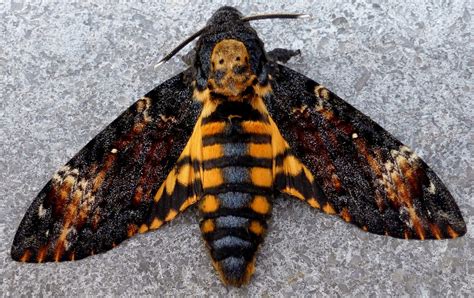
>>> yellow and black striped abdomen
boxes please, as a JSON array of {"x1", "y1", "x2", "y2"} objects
[{"x1": 198, "y1": 101, "x2": 273, "y2": 286}]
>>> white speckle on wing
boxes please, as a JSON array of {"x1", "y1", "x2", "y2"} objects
[
  {"x1": 428, "y1": 181, "x2": 436, "y2": 194},
  {"x1": 38, "y1": 204, "x2": 46, "y2": 218}
]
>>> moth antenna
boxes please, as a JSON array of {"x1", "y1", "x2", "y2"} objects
[
  {"x1": 154, "y1": 27, "x2": 206, "y2": 69},
  {"x1": 241, "y1": 13, "x2": 311, "y2": 22}
]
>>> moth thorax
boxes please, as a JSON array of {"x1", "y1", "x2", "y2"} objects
[{"x1": 208, "y1": 39, "x2": 255, "y2": 100}]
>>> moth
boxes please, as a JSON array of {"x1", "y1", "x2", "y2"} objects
[{"x1": 12, "y1": 6, "x2": 466, "y2": 287}]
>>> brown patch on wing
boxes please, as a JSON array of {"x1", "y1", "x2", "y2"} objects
[
  {"x1": 354, "y1": 139, "x2": 382, "y2": 177},
  {"x1": 340, "y1": 208, "x2": 351, "y2": 222},
  {"x1": 127, "y1": 224, "x2": 138, "y2": 237}
]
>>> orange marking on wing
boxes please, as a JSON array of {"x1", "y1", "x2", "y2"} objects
[
  {"x1": 165, "y1": 209, "x2": 178, "y2": 222},
  {"x1": 397, "y1": 156, "x2": 414, "y2": 179},
  {"x1": 307, "y1": 198, "x2": 321, "y2": 209},
  {"x1": 323, "y1": 203, "x2": 336, "y2": 214},
  {"x1": 391, "y1": 171, "x2": 413, "y2": 207},
  {"x1": 179, "y1": 196, "x2": 198, "y2": 212},
  {"x1": 331, "y1": 174, "x2": 342, "y2": 191},
  {"x1": 321, "y1": 109, "x2": 334, "y2": 121},
  {"x1": 63, "y1": 186, "x2": 83, "y2": 226},
  {"x1": 54, "y1": 242, "x2": 64, "y2": 262},
  {"x1": 375, "y1": 191, "x2": 385, "y2": 212},
  {"x1": 354, "y1": 139, "x2": 382, "y2": 177},
  {"x1": 165, "y1": 170, "x2": 177, "y2": 195},
  {"x1": 283, "y1": 155, "x2": 303, "y2": 176},
  {"x1": 154, "y1": 184, "x2": 165, "y2": 202},
  {"x1": 91, "y1": 211, "x2": 101, "y2": 231},
  {"x1": 397, "y1": 156, "x2": 423, "y2": 197},
  {"x1": 407, "y1": 207, "x2": 425, "y2": 240},
  {"x1": 283, "y1": 187, "x2": 305, "y2": 201},
  {"x1": 446, "y1": 225, "x2": 459, "y2": 239},
  {"x1": 429, "y1": 224, "x2": 442, "y2": 240},
  {"x1": 20, "y1": 250, "x2": 31, "y2": 262},
  {"x1": 133, "y1": 186, "x2": 143, "y2": 205},
  {"x1": 414, "y1": 225, "x2": 425, "y2": 240},
  {"x1": 93, "y1": 155, "x2": 116, "y2": 192},
  {"x1": 340, "y1": 208, "x2": 351, "y2": 222},
  {"x1": 176, "y1": 164, "x2": 195, "y2": 186},
  {"x1": 303, "y1": 166, "x2": 315, "y2": 184},
  {"x1": 404, "y1": 230, "x2": 410, "y2": 239},
  {"x1": 59, "y1": 177, "x2": 74, "y2": 202},
  {"x1": 133, "y1": 122, "x2": 146, "y2": 134},
  {"x1": 250, "y1": 196, "x2": 271, "y2": 215},
  {"x1": 150, "y1": 217, "x2": 163, "y2": 230},
  {"x1": 268, "y1": 117, "x2": 289, "y2": 156},
  {"x1": 127, "y1": 224, "x2": 138, "y2": 237},
  {"x1": 37, "y1": 245, "x2": 48, "y2": 263},
  {"x1": 138, "y1": 224, "x2": 149, "y2": 234}
]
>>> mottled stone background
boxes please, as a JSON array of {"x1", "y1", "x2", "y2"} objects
[{"x1": 0, "y1": 0, "x2": 472, "y2": 296}]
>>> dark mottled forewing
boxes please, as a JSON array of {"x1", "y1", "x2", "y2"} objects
[
  {"x1": 12, "y1": 71, "x2": 201, "y2": 262},
  {"x1": 268, "y1": 64, "x2": 466, "y2": 240}
]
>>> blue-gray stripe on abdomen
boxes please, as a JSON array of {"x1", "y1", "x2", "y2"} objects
[
  {"x1": 215, "y1": 216, "x2": 249, "y2": 229},
  {"x1": 223, "y1": 142, "x2": 247, "y2": 156},
  {"x1": 219, "y1": 192, "x2": 252, "y2": 209},
  {"x1": 222, "y1": 166, "x2": 249, "y2": 184}
]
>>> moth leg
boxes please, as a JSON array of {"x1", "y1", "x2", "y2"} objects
[{"x1": 267, "y1": 48, "x2": 301, "y2": 63}]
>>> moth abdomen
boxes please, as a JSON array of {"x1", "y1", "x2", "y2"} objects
[
  {"x1": 199, "y1": 107, "x2": 274, "y2": 286},
  {"x1": 199, "y1": 192, "x2": 271, "y2": 286}
]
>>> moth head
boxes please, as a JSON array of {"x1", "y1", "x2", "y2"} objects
[
  {"x1": 155, "y1": 6, "x2": 309, "y2": 95},
  {"x1": 193, "y1": 9, "x2": 268, "y2": 95}
]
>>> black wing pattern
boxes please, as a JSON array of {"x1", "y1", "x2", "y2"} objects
[
  {"x1": 11, "y1": 71, "x2": 202, "y2": 262},
  {"x1": 268, "y1": 64, "x2": 466, "y2": 240}
]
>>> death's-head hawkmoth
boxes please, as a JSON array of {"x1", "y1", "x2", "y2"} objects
[{"x1": 11, "y1": 6, "x2": 466, "y2": 287}]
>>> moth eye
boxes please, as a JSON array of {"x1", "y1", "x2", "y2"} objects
[
  {"x1": 219, "y1": 59, "x2": 224, "y2": 64},
  {"x1": 236, "y1": 56, "x2": 241, "y2": 61}
]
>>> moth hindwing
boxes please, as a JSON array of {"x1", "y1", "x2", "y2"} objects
[{"x1": 12, "y1": 6, "x2": 466, "y2": 287}]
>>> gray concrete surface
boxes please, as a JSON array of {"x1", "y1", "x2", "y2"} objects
[{"x1": 1, "y1": 0, "x2": 472, "y2": 296}]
